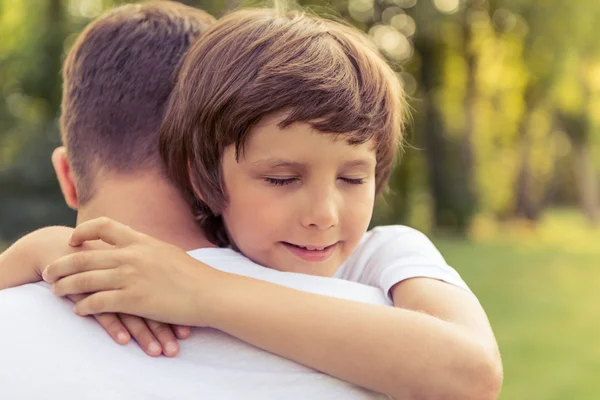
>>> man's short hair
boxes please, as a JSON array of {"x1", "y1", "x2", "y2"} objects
[
  {"x1": 159, "y1": 8, "x2": 407, "y2": 246},
  {"x1": 60, "y1": 1, "x2": 215, "y2": 203}
]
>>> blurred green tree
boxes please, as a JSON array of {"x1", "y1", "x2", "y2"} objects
[{"x1": 2, "y1": 0, "x2": 600, "y2": 241}]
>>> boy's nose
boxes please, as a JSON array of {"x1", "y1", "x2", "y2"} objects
[{"x1": 301, "y1": 191, "x2": 339, "y2": 230}]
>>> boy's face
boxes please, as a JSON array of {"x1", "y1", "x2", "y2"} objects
[{"x1": 220, "y1": 114, "x2": 377, "y2": 277}]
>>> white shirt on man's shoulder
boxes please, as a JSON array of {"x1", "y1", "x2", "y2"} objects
[{"x1": 0, "y1": 248, "x2": 390, "y2": 400}]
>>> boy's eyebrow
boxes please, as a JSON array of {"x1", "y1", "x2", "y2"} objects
[
  {"x1": 251, "y1": 158, "x2": 375, "y2": 170},
  {"x1": 251, "y1": 159, "x2": 307, "y2": 170},
  {"x1": 340, "y1": 159, "x2": 376, "y2": 169}
]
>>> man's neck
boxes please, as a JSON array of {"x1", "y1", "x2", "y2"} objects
[{"x1": 77, "y1": 172, "x2": 215, "y2": 251}]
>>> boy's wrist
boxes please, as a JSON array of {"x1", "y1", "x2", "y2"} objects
[
  {"x1": 200, "y1": 270, "x2": 251, "y2": 331},
  {"x1": 190, "y1": 266, "x2": 237, "y2": 329}
]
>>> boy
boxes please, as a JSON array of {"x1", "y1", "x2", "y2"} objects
[{"x1": 40, "y1": 8, "x2": 502, "y2": 400}]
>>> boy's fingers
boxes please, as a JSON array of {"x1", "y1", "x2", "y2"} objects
[
  {"x1": 73, "y1": 291, "x2": 122, "y2": 317},
  {"x1": 65, "y1": 293, "x2": 87, "y2": 303},
  {"x1": 52, "y1": 270, "x2": 123, "y2": 297},
  {"x1": 174, "y1": 325, "x2": 191, "y2": 339},
  {"x1": 119, "y1": 314, "x2": 163, "y2": 357},
  {"x1": 66, "y1": 295, "x2": 130, "y2": 345},
  {"x1": 70, "y1": 217, "x2": 139, "y2": 247},
  {"x1": 43, "y1": 250, "x2": 119, "y2": 283},
  {"x1": 145, "y1": 320, "x2": 180, "y2": 357},
  {"x1": 94, "y1": 313, "x2": 131, "y2": 345}
]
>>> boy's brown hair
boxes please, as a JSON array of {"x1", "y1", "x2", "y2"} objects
[
  {"x1": 60, "y1": 1, "x2": 215, "y2": 204},
  {"x1": 160, "y1": 8, "x2": 407, "y2": 246}
]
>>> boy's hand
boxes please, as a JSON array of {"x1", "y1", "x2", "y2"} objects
[
  {"x1": 0, "y1": 226, "x2": 190, "y2": 357},
  {"x1": 42, "y1": 217, "x2": 223, "y2": 328}
]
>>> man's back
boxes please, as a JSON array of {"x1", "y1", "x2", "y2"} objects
[{"x1": 0, "y1": 249, "x2": 390, "y2": 399}]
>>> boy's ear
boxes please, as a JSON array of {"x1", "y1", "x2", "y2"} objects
[{"x1": 51, "y1": 147, "x2": 79, "y2": 210}]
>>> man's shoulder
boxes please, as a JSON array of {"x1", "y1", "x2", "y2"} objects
[
  {"x1": 0, "y1": 281, "x2": 55, "y2": 303},
  {"x1": 187, "y1": 247, "x2": 391, "y2": 306}
]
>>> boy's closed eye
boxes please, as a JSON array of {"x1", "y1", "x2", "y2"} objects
[{"x1": 263, "y1": 177, "x2": 367, "y2": 186}]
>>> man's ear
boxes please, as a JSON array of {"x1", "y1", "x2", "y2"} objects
[{"x1": 51, "y1": 147, "x2": 78, "y2": 210}]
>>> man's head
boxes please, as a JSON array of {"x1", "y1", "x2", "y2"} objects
[
  {"x1": 160, "y1": 8, "x2": 407, "y2": 275},
  {"x1": 53, "y1": 1, "x2": 215, "y2": 209}
]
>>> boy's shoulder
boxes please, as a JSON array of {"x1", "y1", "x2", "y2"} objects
[
  {"x1": 335, "y1": 224, "x2": 457, "y2": 294},
  {"x1": 355, "y1": 224, "x2": 436, "y2": 252}
]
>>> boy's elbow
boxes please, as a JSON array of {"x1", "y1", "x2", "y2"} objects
[
  {"x1": 472, "y1": 347, "x2": 503, "y2": 400},
  {"x1": 387, "y1": 341, "x2": 503, "y2": 400},
  {"x1": 404, "y1": 346, "x2": 503, "y2": 400},
  {"x1": 448, "y1": 350, "x2": 503, "y2": 400},
  {"x1": 487, "y1": 353, "x2": 504, "y2": 399},
  {"x1": 454, "y1": 333, "x2": 503, "y2": 400}
]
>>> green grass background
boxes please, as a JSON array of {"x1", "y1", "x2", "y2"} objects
[{"x1": 434, "y1": 210, "x2": 600, "y2": 400}]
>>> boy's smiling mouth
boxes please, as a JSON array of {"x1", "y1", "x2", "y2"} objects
[{"x1": 281, "y1": 241, "x2": 339, "y2": 262}]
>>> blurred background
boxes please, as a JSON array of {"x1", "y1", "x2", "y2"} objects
[{"x1": 1, "y1": 0, "x2": 599, "y2": 398}]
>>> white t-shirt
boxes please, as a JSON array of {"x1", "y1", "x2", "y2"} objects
[
  {"x1": 0, "y1": 249, "x2": 391, "y2": 400},
  {"x1": 336, "y1": 225, "x2": 472, "y2": 302}
]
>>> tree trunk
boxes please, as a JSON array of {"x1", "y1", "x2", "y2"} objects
[
  {"x1": 514, "y1": 111, "x2": 542, "y2": 221},
  {"x1": 460, "y1": 3, "x2": 477, "y2": 220},
  {"x1": 572, "y1": 141, "x2": 599, "y2": 225},
  {"x1": 556, "y1": 107, "x2": 598, "y2": 225},
  {"x1": 416, "y1": 38, "x2": 463, "y2": 230}
]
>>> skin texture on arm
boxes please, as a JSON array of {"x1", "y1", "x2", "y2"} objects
[
  {"x1": 0, "y1": 226, "x2": 74, "y2": 290},
  {"x1": 209, "y1": 274, "x2": 502, "y2": 400},
  {"x1": 46, "y1": 217, "x2": 503, "y2": 400}
]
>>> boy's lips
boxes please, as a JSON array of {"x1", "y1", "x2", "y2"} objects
[{"x1": 281, "y1": 241, "x2": 338, "y2": 262}]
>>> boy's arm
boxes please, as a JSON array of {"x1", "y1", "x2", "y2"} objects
[
  {"x1": 46, "y1": 218, "x2": 502, "y2": 400},
  {"x1": 212, "y1": 273, "x2": 502, "y2": 400},
  {"x1": 0, "y1": 226, "x2": 74, "y2": 290}
]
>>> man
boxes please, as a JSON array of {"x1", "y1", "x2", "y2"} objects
[{"x1": 0, "y1": 2, "x2": 390, "y2": 399}]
